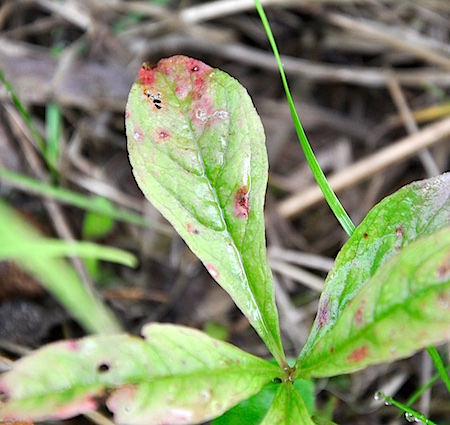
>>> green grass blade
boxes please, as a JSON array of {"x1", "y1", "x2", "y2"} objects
[
  {"x1": 426, "y1": 346, "x2": 450, "y2": 393},
  {"x1": 375, "y1": 392, "x2": 437, "y2": 425},
  {"x1": 0, "y1": 69, "x2": 55, "y2": 174},
  {"x1": 402, "y1": 364, "x2": 450, "y2": 410},
  {"x1": 0, "y1": 240, "x2": 137, "y2": 268},
  {"x1": 0, "y1": 168, "x2": 172, "y2": 234},
  {"x1": 45, "y1": 102, "x2": 63, "y2": 174},
  {"x1": 253, "y1": 0, "x2": 355, "y2": 237}
]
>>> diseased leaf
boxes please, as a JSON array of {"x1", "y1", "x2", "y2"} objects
[
  {"x1": 126, "y1": 56, "x2": 284, "y2": 364},
  {"x1": 260, "y1": 383, "x2": 315, "y2": 425},
  {"x1": 0, "y1": 324, "x2": 281, "y2": 424},
  {"x1": 296, "y1": 228, "x2": 450, "y2": 378},
  {"x1": 297, "y1": 173, "x2": 449, "y2": 365}
]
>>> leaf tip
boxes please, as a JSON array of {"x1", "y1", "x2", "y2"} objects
[{"x1": 137, "y1": 61, "x2": 156, "y2": 85}]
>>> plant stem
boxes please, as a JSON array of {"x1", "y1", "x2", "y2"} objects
[{"x1": 253, "y1": 0, "x2": 355, "y2": 237}]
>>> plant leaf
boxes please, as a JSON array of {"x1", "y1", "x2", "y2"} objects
[
  {"x1": 297, "y1": 173, "x2": 449, "y2": 366},
  {"x1": 0, "y1": 200, "x2": 121, "y2": 334},
  {"x1": 260, "y1": 383, "x2": 315, "y2": 425},
  {"x1": 212, "y1": 378, "x2": 314, "y2": 425},
  {"x1": 126, "y1": 55, "x2": 285, "y2": 364},
  {"x1": 0, "y1": 324, "x2": 281, "y2": 424},
  {"x1": 295, "y1": 227, "x2": 450, "y2": 378}
]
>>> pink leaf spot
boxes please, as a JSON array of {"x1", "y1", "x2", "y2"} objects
[
  {"x1": 137, "y1": 62, "x2": 155, "y2": 85},
  {"x1": 107, "y1": 384, "x2": 137, "y2": 413},
  {"x1": 186, "y1": 223, "x2": 200, "y2": 235},
  {"x1": 154, "y1": 128, "x2": 171, "y2": 143},
  {"x1": 206, "y1": 263, "x2": 219, "y2": 280},
  {"x1": 395, "y1": 225, "x2": 404, "y2": 238},
  {"x1": 355, "y1": 300, "x2": 365, "y2": 326},
  {"x1": 125, "y1": 111, "x2": 130, "y2": 119},
  {"x1": 54, "y1": 395, "x2": 99, "y2": 419},
  {"x1": 62, "y1": 339, "x2": 80, "y2": 351},
  {"x1": 185, "y1": 58, "x2": 212, "y2": 90},
  {"x1": 186, "y1": 57, "x2": 211, "y2": 74},
  {"x1": 347, "y1": 345, "x2": 369, "y2": 363},
  {"x1": 355, "y1": 308, "x2": 363, "y2": 325},
  {"x1": 436, "y1": 255, "x2": 450, "y2": 281},
  {"x1": 0, "y1": 382, "x2": 10, "y2": 398},
  {"x1": 234, "y1": 186, "x2": 249, "y2": 219},
  {"x1": 437, "y1": 292, "x2": 449, "y2": 309},
  {"x1": 133, "y1": 129, "x2": 143, "y2": 142},
  {"x1": 316, "y1": 298, "x2": 329, "y2": 328}
]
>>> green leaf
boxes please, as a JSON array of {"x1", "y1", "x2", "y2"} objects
[
  {"x1": 0, "y1": 324, "x2": 281, "y2": 424},
  {"x1": 82, "y1": 199, "x2": 115, "y2": 240},
  {"x1": 0, "y1": 200, "x2": 121, "y2": 334},
  {"x1": 126, "y1": 55, "x2": 285, "y2": 364},
  {"x1": 0, "y1": 239, "x2": 136, "y2": 268},
  {"x1": 45, "y1": 102, "x2": 62, "y2": 173},
  {"x1": 297, "y1": 173, "x2": 449, "y2": 366},
  {"x1": 0, "y1": 167, "x2": 171, "y2": 233},
  {"x1": 260, "y1": 383, "x2": 315, "y2": 425},
  {"x1": 212, "y1": 383, "x2": 278, "y2": 425},
  {"x1": 296, "y1": 227, "x2": 450, "y2": 378},
  {"x1": 213, "y1": 378, "x2": 315, "y2": 425}
]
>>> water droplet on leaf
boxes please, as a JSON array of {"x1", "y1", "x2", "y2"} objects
[
  {"x1": 404, "y1": 412, "x2": 420, "y2": 423},
  {"x1": 373, "y1": 391, "x2": 383, "y2": 401}
]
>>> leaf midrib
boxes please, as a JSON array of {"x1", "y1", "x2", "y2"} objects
[{"x1": 155, "y1": 70, "x2": 277, "y2": 354}]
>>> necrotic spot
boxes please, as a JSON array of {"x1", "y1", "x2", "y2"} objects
[
  {"x1": 97, "y1": 363, "x2": 110, "y2": 373},
  {"x1": 234, "y1": 186, "x2": 249, "y2": 219}
]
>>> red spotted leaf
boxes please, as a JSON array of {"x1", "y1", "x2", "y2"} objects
[
  {"x1": 296, "y1": 228, "x2": 449, "y2": 378},
  {"x1": 126, "y1": 56, "x2": 285, "y2": 364},
  {"x1": 0, "y1": 324, "x2": 281, "y2": 424}
]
